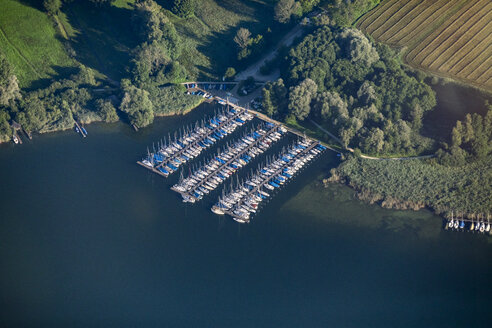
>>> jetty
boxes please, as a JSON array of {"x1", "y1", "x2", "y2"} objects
[
  {"x1": 171, "y1": 122, "x2": 287, "y2": 202},
  {"x1": 10, "y1": 121, "x2": 23, "y2": 144},
  {"x1": 137, "y1": 105, "x2": 254, "y2": 178},
  {"x1": 217, "y1": 139, "x2": 325, "y2": 222},
  {"x1": 445, "y1": 214, "x2": 491, "y2": 234},
  {"x1": 186, "y1": 85, "x2": 341, "y2": 154},
  {"x1": 137, "y1": 95, "x2": 331, "y2": 223},
  {"x1": 74, "y1": 121, "x2": 87, "y2": 137}
]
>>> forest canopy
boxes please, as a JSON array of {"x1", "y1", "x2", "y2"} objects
[{"x1": 263, "y1": 26, "x2": 436, "y2": 155}]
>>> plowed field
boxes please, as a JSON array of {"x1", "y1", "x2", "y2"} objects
[{"x1": 357, "y1": 0, "x2": 492, "y2": 92}]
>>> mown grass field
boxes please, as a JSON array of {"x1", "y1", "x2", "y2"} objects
[
  {"x1": 0, "y1": 0, "x2": 77, "y2": 88},
  {"x1": 357, "y1": 0, "x2": 492, "y2": 92}
]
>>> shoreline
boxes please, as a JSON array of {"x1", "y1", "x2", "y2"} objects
[
  {"x1": 0, "y1": 98, "x2": 205, "y2": 145},
  {"x1": 323, "y1": 171, "x2": 490, "y2": 225}
]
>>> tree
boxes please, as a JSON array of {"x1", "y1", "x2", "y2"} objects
[
  {"x1": 0, "y1": 110, "x2": 12, "y2": 141},
  {"x1": 409, "y1": 102, "x2": 423, "y2": 131},
  {"x1": 262, "y1": 78, "x2": 288, "y2": 118},
  {"x1": 396, "y1": 119, "x2": 412, "y2": 149},
  {"x1": 172, "y1": 0, "x2": 196, "y2": 18},
  {"x1": 439, "y1": 109, "x2": 491, "y2": 165},
  {"x1": 338, "y1": 28, "x2": 379, "y2": 66},
  {"x1": 95, "y1": 99, "x2": 119, "y2": 123},
  {"x1": 43, "y1": 0, "x2": 61, "y2": 15},
  {"x1": 357, "y1": 81, "x2": 377, "y2": 105},
  {"x1": 282, "y1": 23, "x2": 437, "y2": 155},
  {"x1": 451, "y1": 121, "x2": 463, "y2": 147},
  {"x1": 313, "y1": 91, "x2": 348, "y2": 123},
  {"x1": 17, "y1": 96, "x2": 47, "y2": 132},
  {"x1": 274, "y1": 0, "x2": 301, "y2": 23},
  {"x1": 299, "y1": 0, "x2": 320, "y2": 14},
  {"x1": 288, "y1": 78, "x2": 317, "y2": 121},
  {"x1": 224, "y1": 67, "x2": 236, "y2": 80},
  {"x1": 234, "y1": 28, "x2": 251, "y2": 49},
  {"x1": 134, "y1": 0, "x2": 182, "y2": 58},
  {"x1": 363, "y1": 127, "x2": 384, "y2": 153},
  {"x1": 88, "y1": 0, "x2": 116, "y2": 6},
  {"x1": 0, "y1": 53, "x2": 21, "y2": 106},
  {"x1": 262, "y1": 89, "x2": 274, "y2": 116},
  {"x1": 119, "y1": 85, "x2": 154, "y2": 128}
]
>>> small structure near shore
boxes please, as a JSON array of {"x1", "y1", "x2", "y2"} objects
[
  {"x1": 445, "y1": 213, "x2": 491, "y2": 235},
  {"x1": 11, "y1": 121, "x2": 23, "y2": 144}
]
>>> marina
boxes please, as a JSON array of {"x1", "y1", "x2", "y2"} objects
[
  {"x1": 212, "y1": 138, "x2": 326, "y2": 223},
  {"x1": 137, "y1": 105, "x2": 254, "y2": 178},
  {"x1": 136, "y1": 97, "x2": 330, "y2": 224},
  {"x1": 135, "y1": 96, "x2": 490, "y2": 231},
  {"x1": 2, "y1": 113, "x2": 490, "y2": 326},
  {"x1": 171, "y1": 122, "x2": 287, "y2": 202}
]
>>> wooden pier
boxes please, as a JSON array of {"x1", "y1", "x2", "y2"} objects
[
  {"x1": 171, "y1": 124, "x2": 283, "y2": 200},
  {"x1": 13, "y1": 130, "x2": 22, "y2": 144},
  {"x1": 11, "y1": 121, "x2": 23, "y2": 144},
  {"x1": 444, "y1": 215, "x2": 491, "y2": 234},
  {"x1": 213, "y1": 96, "x2": 342, "y2": 154},
  {"x1": 136, "y1": 160, "x2": 170, "y2": 178},
  {"x1": 224, "y1": 140, "x2": 321, "y2": 222},
  {"x1": 74, "y1": 121, "x2": 86, "y2": 137}
]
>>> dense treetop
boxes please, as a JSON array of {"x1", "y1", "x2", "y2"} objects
[{"x1": 263, "y1": 26, "x2": 436, "y2": 155}]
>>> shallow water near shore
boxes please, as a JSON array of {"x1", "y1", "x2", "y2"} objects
[{"x1": 0, "y1": 103, "x2": 490, "y2": 327}]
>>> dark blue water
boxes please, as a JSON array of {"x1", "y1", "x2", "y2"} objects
[{"x1": 0, "y1": 104, "x2": 490, "y2": 327}]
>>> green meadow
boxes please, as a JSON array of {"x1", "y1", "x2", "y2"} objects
[{"x1": 0, "y1": 0, "x2": 76, "y2": 88}]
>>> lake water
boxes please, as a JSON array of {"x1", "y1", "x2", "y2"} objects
[{"x1": 0, "y1": 103, "x2": 490, "y2": 327}]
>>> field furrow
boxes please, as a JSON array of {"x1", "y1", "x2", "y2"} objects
[
  {"x1": 450, "y1": 34, "x2": 492, "y2": 74},
  {"x1": 437, "y1": 22, "x2": 492, "y2": 72},
  {"x1": 463, "y1": 50, "x2": 492, "y2": 80},
  {"x1": 360, "y1": 0, "x2": 491, "y2": 91},
  {"x1": 476, "y1": 66, "x2": 492, "y2": 84},
  {"x1": 396, "y1": 0, "x2": 464, "y2": 45},
  {"x1": 357, "y1": 0, "x2": 400, "y2": 30},
  {"x1": 425, "y1": 3, "x2": 492, "y2": 69},
  {"x1": 371, "y1": 1, "x2": 422, "y2": 39},
  {"x1": 365, "y1": 0, "x2": 408, "y2": 35},
  {"x1": 405, "y1": 0, "x2": 479, "y2": 62},
  {"x1": 381, "y1": 0, "x2": 432, "y2": 43},
  {"x1": 483, "y1": 75, "x2": 492, "y2": 88}
]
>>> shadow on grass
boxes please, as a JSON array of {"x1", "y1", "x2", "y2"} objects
[
  {"x1": 16, "y1": 0, "x2": 43, "y2": 11},
  {"x1": 62, "y1": 2, "x2": 140, "y2": 81},
  {"x1": 422, "y1": 81, "x2": 492, "y2": 142}
]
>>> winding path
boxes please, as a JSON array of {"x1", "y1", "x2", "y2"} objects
[{"x1": 234, "y1": 23, "x2": 306, "y2": 82}]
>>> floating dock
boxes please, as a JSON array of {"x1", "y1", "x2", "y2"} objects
[
  {"x1": 217, "y1": 139, "x2": 325, "y2": 223},
  {"x1": 74, "y1": 121, "x2": 87, "y2": 137},
  {"x1": 445, "y1": 216, "x2": 491, "y2": 234},
  {"x1": 137, "y1": 96, "x2": 331, "y2": 223},
  {"x1": 137, "y1": 106, "x2": 254, "y2": 177},
  {"x1": 171, "y1": 122, "x2": 287, "y2": 202}
]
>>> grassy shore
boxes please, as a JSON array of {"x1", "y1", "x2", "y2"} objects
[{"x1": 326, "y1": 155, "x2": 492, "y2": 219}]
